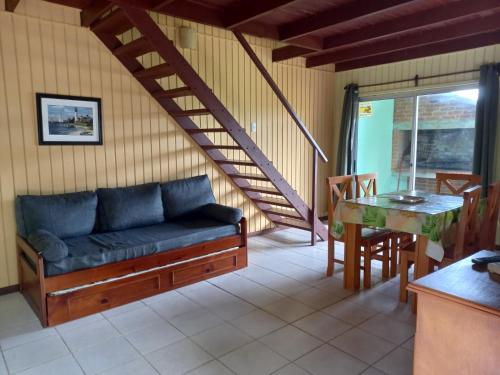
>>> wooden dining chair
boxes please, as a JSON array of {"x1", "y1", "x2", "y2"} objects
[
  {"x1": 354, "y1": 173, "x2": 396, "y2": 288},
  {"x1": 326, "y1": 175, "x2": 392, "y2": 288},
  {"x1": 479, "y1": 181, "x2": 500, "y2": 250},
  {"x1": 435, "y1": 172, "x2": 481, "y2": 195},
  {"x1": 399, "y1": 185, "x2": 482, "y2": 303}
]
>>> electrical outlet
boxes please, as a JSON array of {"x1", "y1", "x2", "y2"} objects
[{"x1": 250, "y1": 122, "x2": 257, "y2": 133}]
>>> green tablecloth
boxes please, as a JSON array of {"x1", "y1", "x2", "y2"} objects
[{"x1": 332, "y1": 191, "x2": 469, "y2": 261}]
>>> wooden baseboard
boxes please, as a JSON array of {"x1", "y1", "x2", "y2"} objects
[{"x1": 0, "y1": 284, "x2": 19, "y2": 295}]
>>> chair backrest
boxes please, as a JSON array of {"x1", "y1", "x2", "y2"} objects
[
  {"x1": 453, "y1": 185, "x2": 482, "y2": 259},
  {"x1": 479, "y1": 181, "x2": 500, "y2": 250},
  {"x1": 355, "y1": 173, "x2": 377, "y2": 198},
  {"x1": 435, "y1": 172, "x2": 481, "y2": 195},
  {"x1": 326, "y1": 175, "x2": 353, "y2": 231}
]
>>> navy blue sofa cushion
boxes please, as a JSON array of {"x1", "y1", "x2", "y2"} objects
[
  {"x1": 44, "y1": 218, "x2": 239, "y2": 276},
  {"x1": 28, "y1": 230, "x2": 69, "y2": 262},
  {"x1": 97, "y1": 183, "x2": 164, "y2": 232},
  {"x1": 161, "y1": 175, "x2": 216, "y2": 219},
  {"x1": 16, "y1": 192, "x2": 97, "y2": 239},
  {"x1": 201, "y1": 203, "x2": 242, "y2": 224}
]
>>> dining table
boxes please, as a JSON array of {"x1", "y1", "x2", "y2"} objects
[{"x1": 332, "y1": 190, "x2": 465, "y2": 290}]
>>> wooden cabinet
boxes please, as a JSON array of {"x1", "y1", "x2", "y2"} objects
[{"x1": 408, "y1": 250, "x2": 500, "y2": 375}]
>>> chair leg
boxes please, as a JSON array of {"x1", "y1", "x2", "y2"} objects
[
  {"x1": 382, "y1": 240, "x2": 390, "y2": 279},
  {"x1": 390, "y1": 236, "x2": 398, "y2": 278},
  {"x1": 400, "y1": 252, "x2": 409, "y2": 303},
  {"x1": 326, "y1": 235, "x2": 334, "y2": 277},
  {"x1": 363, "y1": 245, "x2": 372, "y2": 289}
]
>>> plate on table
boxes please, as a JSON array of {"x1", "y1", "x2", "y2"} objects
[{"x1": 388, "y1": 195, "x2": 426, "y2": 204}]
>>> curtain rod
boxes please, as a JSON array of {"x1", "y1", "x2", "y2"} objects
[{"x1": 345, "y1": 68, "x2": 481, "y2": 90}]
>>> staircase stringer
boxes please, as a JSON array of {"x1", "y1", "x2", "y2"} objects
[
  {"x1": 119, "y1": 5, "x2": 325, "y2": 236},
  {"x1": 93, "y1": 30, "x2": 282, "y2": 224}
]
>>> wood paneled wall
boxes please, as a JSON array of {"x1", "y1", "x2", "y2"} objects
[{"x1": 0, "y1": 2, "x2": 335, "y2": 288}]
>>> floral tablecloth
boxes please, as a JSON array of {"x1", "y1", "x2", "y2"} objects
[{"x1": 332, "y1": 191, "x2": 469, "y2": 261}]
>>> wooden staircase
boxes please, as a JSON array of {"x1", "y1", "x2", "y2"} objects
[{"x1": 90, "y1": 5, "x2": 327, "y2": 243}]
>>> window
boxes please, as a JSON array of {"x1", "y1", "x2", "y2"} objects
[{"x1": 355, "y1": 87, "x2": 479, "y2": 193}]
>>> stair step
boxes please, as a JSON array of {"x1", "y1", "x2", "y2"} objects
[
  {"x1": 114, "y1": 37, "x2": 154, "y2": 58},
  {"x1": 263, "y1": 207, "x2": 302, "y2": 219},
  {"x1": 229, "y1": 173, "x2": 268, "y2": 181},
  {"x1": 241, "y1": 185, "x2": 282, "y2": 195},
  {"x1": 170, "y1": 109, "x2": 212, "y2": 117},
  {"x1": 154, "y1": 86, "x2": 193, "y2": 99},
  {"x1": 215, "y1": 159, "x2": 255, "y2": 166},
  {"x1": 253, "y1": 196, "x2": 292, "y2": 208},
  {"x1": 134, "y1": 63, "x2": 176, "y2": 80},
  {"x1": 186, "y1": 128, "x2": 227, "y2": 134},
  {"x1": 92, "y1": 9, "x2": 133, "y2": 35},
  {"x1": 274, "y1": 217, "x2": 311, "y2": 230},
  {"x1": 201, "y1": 145, "x2": 242, "y2": 150}
]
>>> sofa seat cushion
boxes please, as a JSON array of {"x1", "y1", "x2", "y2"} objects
[
  {"x1": 161, "y1": 175, "x2": 216, "y2": 219},
  {"x1": 15, "y1": 191, "x2": 97, "y2": 239},
  {"x1": 96, "y1": 183, "x2": 164, "y2": 232},
  {"x1": 44, "y1": 218, "x2": 239, "y2": 276}
]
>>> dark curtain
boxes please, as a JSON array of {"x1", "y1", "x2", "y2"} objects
[
  {"x1": 473, "y1": 63, "x2": 500, "y2": 195},
  {"x1": 336, "y1": 84, "x2": 359, "y2": 176}
]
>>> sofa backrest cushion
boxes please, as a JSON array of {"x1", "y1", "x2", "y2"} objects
[
  {"x1": 28, "y1": 229, "x2": 69, "y2": 262},
  {"x1": 161, "y1": 175, "x2": 216, "y2": 219},
  {"x1": 16, "y1": 191, "x2": 97, "y2": 239},
  {"x1": 97, "y1": 183, "x2": 164, "y2": 232}
]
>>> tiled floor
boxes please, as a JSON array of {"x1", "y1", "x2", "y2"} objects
[{"x1": 0, "y1": 229, "x2": 415, "y2": 375}]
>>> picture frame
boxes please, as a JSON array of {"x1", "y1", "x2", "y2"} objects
[{"x1": 36, "y1": 93, "x2": 103, "y2": 145}]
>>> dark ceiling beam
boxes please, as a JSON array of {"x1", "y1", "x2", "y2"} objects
[
  {"x1": 80, "y1": 0, "x2": 112, "y2": 27},
  {"x1": 307, "y1": 13, "x2": 500, "y2": 68},
  {"x1": 335, "y1": 30, "x2": 500, "y2": 72},
  {"x1": 5, "y1": 0, "x2": 21, "y2": 11},
  {"x1": 225, "y1": 0, "x2": 298, "y2": 29},
  {"x1": 273, "y1": 45, "x2": 315, "y2": 62},
  {"x1": 323, "y1": 0, "x2": 500, "y2": 50},
  {"x1": 279, "y1": 0, "x2": 413, "y2": 42}
]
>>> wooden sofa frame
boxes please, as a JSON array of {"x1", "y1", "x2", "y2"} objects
[{"x1": 17, "y1": 218, "x2": 247, "y2": 327}]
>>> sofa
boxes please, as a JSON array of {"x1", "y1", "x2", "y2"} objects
[{"x1": 15, "y1": 175, "x2": 247, "y2": 326}]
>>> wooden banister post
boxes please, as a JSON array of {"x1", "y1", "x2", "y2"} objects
[{"x1": 311, "y1": 149, "x2": 318, "y2": 245}]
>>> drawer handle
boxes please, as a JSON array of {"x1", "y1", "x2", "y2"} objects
[
  {"x1": 204, "y1": 265, "x2": 213, "y2": 273},
  {"x1": 100, "y1": 298, "x2": 109, "y2": 304}
]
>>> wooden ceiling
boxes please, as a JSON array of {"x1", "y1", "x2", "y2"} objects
[{"x1": 35, "y1": 0, "x2": 500, "y2": 71}]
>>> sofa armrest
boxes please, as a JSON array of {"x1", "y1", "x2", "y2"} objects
[
  {"x1": 200, "y1": 203, "x2": 243, "y2": 224},
  {"x1": 27, "y1": 230, "x2": 68, "y2": 262}
]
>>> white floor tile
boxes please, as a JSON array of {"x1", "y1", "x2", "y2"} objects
[
  {"x1": 125, "y1": 319, "x2": 185, "y2": 355},
  {"x1": 293, "y1": 312, "x2": 352, "y2": 341},
  {"x1": 295, "y1": 344, "x2": 368, "y2": 375},
  {"x1": 321, "y1": 299, "x2": 377, "y2": 325},
  {"x1": 0, "y1": 321, "x2": 56, "y2": 351},
  {"x1": 259, "y1": 325, "x2": 322, "y2": 361},
  {"x1": 56, "y1": 314, "x2": 104, "y2": 336},
  {"x1": 3, "y1": 335, "x2": 69, "y2": 373},
  {"x1": 106, "y1": 305, "x2": 164, "y2": 335},
  {"x1": 168, "y1": 307, "x2": 224, "y2": 336},
  {"x1": 15, "y1": 355, "x2": 84, "y2": 375},
  {"x1": 231, "y1": 310, "x2": 287, "y2": 338},
  {"x1": 191, "y1": 323, "x2": 252, "y2": 357},
  {"x1": 263, "y1": 298, "x2": 314, "y2": 323},
  {"x1": 145, "y1": 338, "x2": 212, "y2": 375},
  {"x1": 272, "y1": 363, "x2": 310, "y2": 375},
  {"x1": 330, "y1": 328, "x2": 396, "y2": 364},
  {"x1": 59, "y1": 318, "x2": 120, "y2": 352},
  {"x1": 185, "y1": 360, "x2": 235, "y2": 375},
  {"x1": 99, "y1": 357, "x2": 159, "y2": 375},
  {"x1": 373, "y1": 348, "x2": 413, "y2": 375},
  {"x1": 73, "y1": 336, "x2": 140, "y2": 374},
  {"x1": 358, "y1": 314, "x2": 415, "y2": 345},
  {"x1": 148, "y1": 291, "x2": 200, "y2": 320},
  {"x1": 290, "y1": 287, "x2": 342, "y2": 310},
  {"x1": 0, "y1": 355, "x2": 7, "y2": 375},
  {"x1": 219, "y1": 341, "x2": 289, "y2": 375},
  {"x1": 208, "y1": 298, "x2": 255, "y2": 320},
  {"x1": 401, "y1": 337, "x2": 414, "y2": 351},
  {"x1": 361, "y1": 367, "x2": 388, "y2": 375}
]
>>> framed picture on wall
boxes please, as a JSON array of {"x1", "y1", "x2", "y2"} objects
[{"x1": 36, "y1": 93, "x2": 102, "y2": 145}]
